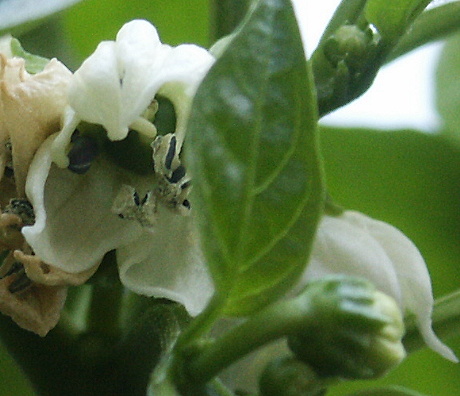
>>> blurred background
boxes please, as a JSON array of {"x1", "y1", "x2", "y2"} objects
[{"x1": 0, "y1": 0, "x2": 459, "y2": 394}]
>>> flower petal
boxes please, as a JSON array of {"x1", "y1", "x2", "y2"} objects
[
  {"x1": 156, "y1": 44, "x2": 215, "y2": 146},
  {"x1": 67, "y1": 19, "x2": 214, "y2": 145},
  {"x1": 304, "y1": 211, "x2": 457, "y2": 362},
  {"x1": 1, "y1": 56, "x2": 71, "y2": 195},
  {"x1": 117, "y1": 207, "x2": 213, "y2": 316},
  {"x1": 68, "y1": 20, "x2": 165, "y2": 141},
  {"x1": 0, "y1": 276, "x2": 67, "y2": 337},
  {"x1": 357, "y1": 212, "x2": 458, "y2": 362},
  {"x1": 22, "y1": 134, "x2": 143, "y2": 273},
  {"x1": 304, "y1": 213, "x2": 402, "y2": 304}
]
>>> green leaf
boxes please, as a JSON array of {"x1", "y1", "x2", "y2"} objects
[
  {"x1": 386, "y1": 1, "x2": 460, "y2": 62},
  {"x1": 349, "y1": 385, "x2": 428, "y2": 396},
  {"x1": 187, "y1": 0, "x2": 323, "y2": 316},
  {"x1": 365, "y1": 0, "x2": 430, "y2": 44},
  {"x1": 0, "y1": 0, "x2": 83, "y2": 35},
  {"x1": 436, "y1": 32, "x2": 460, "y2": 143},
  {"x1": 10, "y1": 38, "x2": 49, "y2": 74}
]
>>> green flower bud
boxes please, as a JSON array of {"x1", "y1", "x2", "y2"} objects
[
  {"x1": 259, "y1": 357, "x2": 325, "y2": 396},
  {"x1": 323, "y1": 25, "x2": 379, "y2": 71},
  {"x1": 288, "y1": 276, "x2": 406, "y2": 380}
]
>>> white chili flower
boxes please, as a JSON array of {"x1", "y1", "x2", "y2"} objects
[
  {"x1": 22, "y1": 19, "x2": 215, "y2": 316},
  {"x1": 52, "y1": 19, "x2": 214, "y2": 167},
  {"x1": 302, "y1": 211, "x2": 458, "y2": 362}
]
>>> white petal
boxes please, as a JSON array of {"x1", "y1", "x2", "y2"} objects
[
  {"x1": 304, "y1": 211, "x2": 457, "y2": 362},
  {"x1": 157, "y1": 45, "x2": 215, "y2": 146},
  {"x1": 304, "y1": 214, "x2": 402, "y2": 304},
  {"x1": 68, "y1": 20, "x2": 167, "y2": 141},
  {"x1": 354, "y1": 211, "x2": 458, "y2": 362},
  {"x1": 22, "y1": 134, "x2": 143, "y2": 273},
  {"x1": 117, "y1": 207, "x2": 213, "y2": 316},
  {"x1": 68, "y1": 41, "x2": 126, "y2": 140}
]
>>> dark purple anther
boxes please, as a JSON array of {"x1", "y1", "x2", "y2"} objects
[{"x1": 67, "y1": 134, "x2": 100, "y2": 174}]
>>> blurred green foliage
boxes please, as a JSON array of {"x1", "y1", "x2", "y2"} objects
[{"x1": 62, "y1": 0, "x2": 210, "y2": 66}]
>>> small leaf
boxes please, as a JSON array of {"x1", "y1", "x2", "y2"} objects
[
  {"x1": 365, "y1": 0, "x2": 430, "y2": 44},
  {"x1": 436, "y1": 32, "x2": 460, "y2": 143},
  {"x1": 10, "y1": 38, "x2": 49, "y2": 74},
  {"x1": 0, "y1": 0, "x2": 83, "y2": 35},
  {"x1": 187, "y1": 0, "x2": 323, "y2": 316}
]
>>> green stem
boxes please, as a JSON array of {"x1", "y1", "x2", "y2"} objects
[
  {"x1": 86, "y1": 283, "x2": 123, "y2": 338},
  {"x1": 317, "y1": 0, "x2": 368, "y2": 47},
  {"x1": 386, "y1": 2, "x2": 460, "y2": 63},
  {"x1": 404, "y1": 290, "x2": 460, "y2": 353},
  {"x1": 183, "y1": 295, "x2": 311, "y2": 385},
  {"x1": 175, "y1": 292, "x2": 227, "y2": 350}
]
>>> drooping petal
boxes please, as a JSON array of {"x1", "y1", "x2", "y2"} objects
[
  {"x1": 22, "y1": 134, "x2": 144, "y2": 273},
  {"x1": 303, "y1": 211, "x2": 457, "y2": 362},
  {"x1": 15, "y1": 250, "x2": 99, "y2": 287},
  {"x1": 117, "y1": 206, "x2": 213, "y2": 316},
  {"x1": 0, "y1": 56, "x2": 72, "y2": 195},
  {"x1": 304, "y1": 213, "x2": 402, "y2": 304},
  {"x1": 359, "y1": 212, "x2": 458, "y2": 362}
]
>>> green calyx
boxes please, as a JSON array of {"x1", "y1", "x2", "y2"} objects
[{"x1": 288, "y1": 277, "x2": 406, "y2": 380}]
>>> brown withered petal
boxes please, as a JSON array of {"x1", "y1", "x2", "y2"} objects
[
  {"x1": 0, "y1": 276, "x2": 67, "y2": 337},
  {"x1": 14, "y1": 250, "x2": 99, "y2": 287},
  {"x1": 0, "y1": 212, "x2": 24, "y2": 250},
  {"x1": 0, "y1": 55, "x2": 72, "y2": 196}
]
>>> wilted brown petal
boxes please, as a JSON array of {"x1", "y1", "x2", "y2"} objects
[
  {"x1": 0, "y1": 275, "x2": 67, "y2": 337},
  {"x1": 15, "y1": 250, "x2": 99, "y2": 287},
  {"x1": 0, "y1": 55, "x2": 72, "y2": 196}
]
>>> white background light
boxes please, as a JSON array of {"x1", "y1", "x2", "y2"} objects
[{"x1": 298, "y1": 1, "x2": 445, "y2": 132}]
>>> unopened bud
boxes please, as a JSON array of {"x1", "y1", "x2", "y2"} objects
[
  {"x1": 323, "y1": 25, "x2": 379, "y2": 71},
  {"x1": 259, "y1": 357, "x2": 325, "y2": 396},
  {"x1": 288, "y1": 276, "x2": 406, "y2": 379}
]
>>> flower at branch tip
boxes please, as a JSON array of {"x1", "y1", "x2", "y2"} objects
[
  {"x1": 52, "y1": 19, "x2": 215, "y2": 167},
  {"x1": 288, "y1": 276, "x2": 406, "y2": 379},
  {"x1": 303, "y1": 211, "x2": 458, "y2": 363},
  {"x1": 219, "y1": 211, "x2": 457, "y2": 393},
  {"x1": 20, "y1": 19, "x2": 215, "y2": 325}
]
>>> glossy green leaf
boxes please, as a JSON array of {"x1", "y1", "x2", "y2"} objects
[
  {"x1": 436, "y1": 32, "x2": 460, "y2": 143},
  {"x1": 0, "y1": 0, "x2": 83, "y2": 35},
  {"x1": 365, "y1": 0, "x2": 430, "y2": 44},
  {"x1": 187, "y1": 0, "x2": 323, "y2": 316}
]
